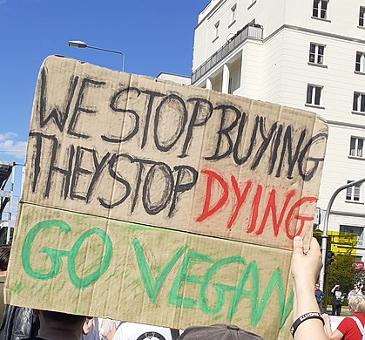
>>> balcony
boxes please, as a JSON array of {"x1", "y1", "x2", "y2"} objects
[{"x1": 192, "y1": 23, "x2": 263, "y2": 84}]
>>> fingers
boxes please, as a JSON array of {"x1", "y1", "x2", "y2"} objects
[
  {"x1": 322, "y1": 314, "x2": 330, "y2": 323},
  {"x1": 309, "y1": 237, "x2": 321, "y2": 254},
  {"x1": 294, "y1": 236, "x2": 321, "y2": 258},
  {"x1": 293, "y1": 236, "x2": 304, "y2": 255}
]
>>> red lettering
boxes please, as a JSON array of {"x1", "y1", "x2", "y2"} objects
[
  {"x1": 285, "y1": 196, "x2": 318, "y2": 239},
  {"x1": 196, "y1": 169, "x2": 318, "y2": 241},
  {"x1": 246, "y1": 184, "x2": 263, "y2": 234},
  {"x1": 227, "y1": 177, "x2": 252, "y2": 230},
  {"x1": 196, "y1": 170, "x2": 228, "y2": 222},
  {"x1": 255, "y1": 189, "x2": 296, "y2": 236}
]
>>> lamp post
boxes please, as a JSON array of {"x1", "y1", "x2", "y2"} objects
[
  {"x1": 68, "y1": 40, "x2": 125, "y2": 72},
  {"x1": 319, "y1": 177, "x2": 365, "y2": 290}
]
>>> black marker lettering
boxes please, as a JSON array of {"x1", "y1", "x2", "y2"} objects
[
  {"x1": 206, "y1": 105, "x2": 242, "y2": 161},
  {"x1": 275, "y1": 126, "x2": 306, "y2": 180},
  {"x1": 142, "y1": 162, "x2": 173, "y2": 215},
  {"x1": 98, "y1": 154, "x2": 132, "y2": 209},
  {"x1": 141, "y1": 90, "x2": 165, "y2": 149},
  {"x1": 298, "y1": 132, "x2": 327, "y2": 181},
  {"x1": 67, "y1": 78, "x2": 106, "y2": 139},
  {"x1": 168, "y1": 165, "x2": 198, "y2": 217},
  {"x1": 251, "y1": 117, "x2": 278, "y2": 170},
  {"x1": 154, "y1": 94, "x2": 188, "y2": 152},
  {"x1": 38, "y1": 68, "x2": 78, "y2": 132},
  {"x1": 179, "y1": 98, "x2": 213, "y2": 158},
  {"x1": 233, "y1": 114, "x2": 257, "y2": 166},
  {"x1": 102, "y1": 87, "x2": 141, "y2": 143},
  {"x1": 45, "y1": 140, "x2": 75, "y2": 199}
]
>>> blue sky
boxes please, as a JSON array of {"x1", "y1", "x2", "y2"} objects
[{"x1": 0, "y1": 0, "x2": 210, "y2": 220}]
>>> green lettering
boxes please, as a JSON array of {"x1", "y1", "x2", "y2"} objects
[
  {"x1": 169, "y1": 250, "x2": 214, "y2": 309},
  {"x1": 68, "y1": 228, "x2": 113, "y2": 289},
  {"x1": 22, "y1": 220, "x2": 71, "y2": 280},
  {"x1": 199, "y1": 256, "x2": 246, "y2": 314},
  {"x1": 229, "y1": 263, "x2": 293, "y2": 328},
  {"x1": 22, "y1": 220, "x2": 112, "y2": 289},
  {"x1": 132, "y1": 238, "x2": 187, "y2": 304},
  {"x1": 251, "y1": 267, "x2": 293, "y2": 328},
  {"x1": 229, "y1": 261, "x2": 258, "y2": 321}
]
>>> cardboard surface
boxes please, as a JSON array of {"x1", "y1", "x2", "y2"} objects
[{"x1": 5, "y1": 56, "x2": 328, "y2": 339}]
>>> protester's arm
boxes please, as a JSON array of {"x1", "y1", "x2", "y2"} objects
[
  {"x1": 291, "y1": 236, "x2": 327, "y2": 340},
  {"x1": 331, "y1": 285, "x2": 339, "y2": 293},
  {"x1": 83, "y1": 318, "x2": 94, "y2": 335},
  {"x1": 322, "y1": 314, "x2": 344, "y2": 340}
]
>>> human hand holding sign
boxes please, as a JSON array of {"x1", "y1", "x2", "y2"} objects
[
  {"x1": 291, "y1": 236, "x2": 322, "y2": 287},
  {"x1": 291, "y1": 236, "x2": 326, "y2": 340}
]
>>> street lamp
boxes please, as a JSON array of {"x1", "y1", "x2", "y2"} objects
[
  {"x1": 319, "y1": 177, "x2": 365, "y2": 290},
  {"x1": 68, "y1": 40, "x2": 125, "y2": 72}
]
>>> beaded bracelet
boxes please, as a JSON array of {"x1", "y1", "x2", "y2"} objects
[{"x1": 290, "y1": 312, "x2": 325, "y2": 337}]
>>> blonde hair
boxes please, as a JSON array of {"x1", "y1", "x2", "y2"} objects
[{"x1": 349, "y1": 295, "x2": 365, "y2": 313}]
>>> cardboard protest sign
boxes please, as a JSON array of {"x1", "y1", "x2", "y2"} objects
[{"x1": 5, "y1": 56, "x2": 327, "y2": 340}]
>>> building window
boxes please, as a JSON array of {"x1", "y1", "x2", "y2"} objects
[
  {"x1": 230, "y1": 4, "x2": 237, "y2": 24},
  {"x1": 359, "y1": 6, "x2": 365, "y2": 26},
  {"x1": 309, "y1": 43, "x2": 325, "y2": 64},
  {"x1": 350, "y1": 136, "x2": 364, "y2": 158},
  {"x1": 213, "y1": 21, "x2": 220, "y2": 40},
  {"x1": 353, "y1": 92, "x2": 365, "y2": 113},
  {"x1": 313, "y1": 0, "x2": 328, "y2": 19},
  {"x1": 228, "y1": 77, "x2": 233, "y2": 94},
  {"x1": 340, "y1": 225, "x2": 364, "y2": 246},
  {"x1": 306, "y1": 84, "x2": 323, "y2": 106},
  {"x1": 356, "y1": 52, "x2": 365, "y2": 73},
  {"x1": 346, "y1": 180, "x2": 362, "y2": 202}
]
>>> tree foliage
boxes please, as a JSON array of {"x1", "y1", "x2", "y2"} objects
[
  {"x1": 313, "y1": 230, "x2": 357, "y2": 306},
  {"x1": 325, "y1": 253, "x2": 355, "y2": 305}
]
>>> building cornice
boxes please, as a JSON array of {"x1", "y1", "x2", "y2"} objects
[
  {"x1": 330, "y1": 210, "x2": 365, "y2": 219},
  {"x1": 327, "y1": 120, "x2": 365, "y2": 130},
  {"x1": 195, "y1": 0, "x2": 226, "y2": 30},
  {"x1": 265, "y1": 24, "x2": 365, "y2": 45}
]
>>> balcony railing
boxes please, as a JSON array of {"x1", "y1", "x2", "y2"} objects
[{"x1": 192, "y1": 23, "x2": 263, "y2": 84}]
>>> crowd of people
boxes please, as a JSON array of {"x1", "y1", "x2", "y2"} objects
[{"x1": 0, "y1": 237, "x2": 364, "y2": 340}]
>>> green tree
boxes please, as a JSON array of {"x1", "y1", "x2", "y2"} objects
[
  {"x1": 354, "y1": 268, "x2": 365, "y2": 287},
  {"x1": 325, "y1": 253, "x2": 355, "y2": 306},
  {"x1": 313, "y1": 230, "x2": 357, "y2": 307}
]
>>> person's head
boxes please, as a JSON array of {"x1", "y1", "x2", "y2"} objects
[
  {"x1": 348, "y1": 295, "x2": 365, "y2": 314},
  {"x1": 0, "y1": 245, "x2": 11, "y2": 272},
  {"x1": 315, "y1": 283, "x2": 320, "y2": 290},
  {"x1": 34, "y1": 309, "x2": 86, "y2": 340},
  {"x1": 177, "y1": 324, "x2": 265, "y2": 340}
]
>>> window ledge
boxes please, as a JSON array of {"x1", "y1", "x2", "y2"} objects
[
  {"x1": 354, "y1": 71, "x2": 365, "y2": 75},
  {"x1": 308, "y1": 62, "x2": 328, "y2": 68},
  {"x1": 348, "y1": 155, "x2": 365, "y2": 160},
  {"x1": 345, "y1": 200, "x2": 364, "y2": 205},
  {"x1": 352, "y1": 110, "x2": 365, "y2": 116},
  {"x1": 212, "y1": 36, "x2": 219, "y2": 43},
  {"x1": 228, "y1": 20, "x2": 236, "y2": 28},
  {"x1": 248, "y1": 1, "x2": 256, "y2": 10},
  {"x1": 311, "y1": 16, "x2": 331, "y2": 23},
  {"x1": 305, "y1": 104, "x2": 325, "y2": 110},
  {"x1": 357, "y1": 25, "x2": 365, "y2": 30}
]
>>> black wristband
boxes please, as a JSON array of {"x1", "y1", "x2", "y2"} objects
[{"x1": 290, "y1": 312, "x2": 324, "y2": 337}]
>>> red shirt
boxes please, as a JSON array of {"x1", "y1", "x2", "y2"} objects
[{"x1": 337, "y1": 313, "x2": 365, "y2": 340}]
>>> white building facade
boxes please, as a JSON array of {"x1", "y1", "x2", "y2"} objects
[{"x1": 192, "y1": 0, "x2": 365, "y2": 260}]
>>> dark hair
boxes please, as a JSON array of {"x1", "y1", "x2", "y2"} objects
[
  {"x1": 0, "y1": 245, "x2": 11, "y2": 271},
  {"x1": 42, "y1": 311, "x2": 85, "y2": 325}
]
